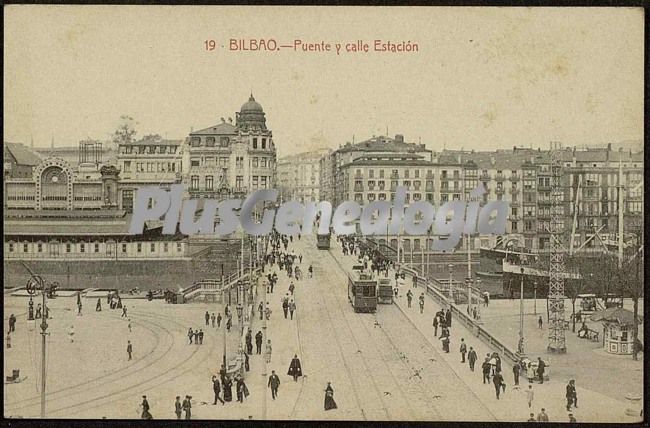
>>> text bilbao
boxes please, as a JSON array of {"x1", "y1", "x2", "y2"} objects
[{"x1": 128, "y1": 185, "x2": 509, "y2": 252}]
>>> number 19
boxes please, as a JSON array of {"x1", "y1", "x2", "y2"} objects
[{"x1": 205, "y1": 40, "x2": 216, "y2": 51}]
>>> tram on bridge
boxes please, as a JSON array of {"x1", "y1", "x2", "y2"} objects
[
  {"x1": 317, "y1": 232, "x2": 331, "y2": 249},
  {"x1": 347, "y1": 266, "x2": 378, "y2": 313}
]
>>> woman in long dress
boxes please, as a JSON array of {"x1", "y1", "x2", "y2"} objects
[
  {"x1": 324, "y1": 382, "x2": 337, "y2": 411},
  {"x1": 223, "y1": 376, "x2": 233, "y2": 402},
  {"x1": 287, "y1": 354, "x2": 303, "y2": 381}
]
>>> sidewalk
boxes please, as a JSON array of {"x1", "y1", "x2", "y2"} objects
[{"x1": 331, "y1": 238, "x2": 641, "y2": 423}]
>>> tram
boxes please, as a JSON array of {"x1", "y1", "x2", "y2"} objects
[
  {"x1": 347, "y1": 266, "x2": 378, "y2": 313},
  {"x1": 317, "y1": 232, "x2": 331, "y2": 249},
  {"x1": 377, "y1": 278, "x2": 393, "y2": 304}
]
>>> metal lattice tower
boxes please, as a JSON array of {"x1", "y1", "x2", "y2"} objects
[{"x1": 547, "y1": 142, "x2": 567, "y2": 353}]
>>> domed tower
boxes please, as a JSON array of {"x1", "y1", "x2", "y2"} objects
[{"x1": 236, "y1": 94, "x2": 267, "y2": 132}]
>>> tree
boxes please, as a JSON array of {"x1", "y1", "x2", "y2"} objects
[
  {"x1": 564, "y1": 255, "x2": 589, "y2": 333},
  {"x1": 112, "y1": 115, "x2": 138, "y2": 145}
]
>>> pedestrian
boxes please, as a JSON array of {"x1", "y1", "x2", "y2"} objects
[
  {"x1": 223, "y1": 377, "x2": 233, "y2": 402},
  {"x1": 441, "y1": 335, "x2": 450, "y2": 353},
  {"x1": 205, "y1": 311, "x2": 210, "y2": 326},
  {"x1": 527, "y1": 413, "x2": 536, "y2": 422},
  {"x1": 493, "y1": 369, "x2": 504, "y2": 399},
  {"x1": 188, "y1": 327, "x2": 193, "y2": 344},
  {"x1": 288, "y1": 354, "x2": 303, "y2": 381},
  {"x1": 235, "y1": 374, "x2": 249, "y2": 403},
  {"x1": 566, "y1": 379, "x2": 577, "y2": 411},
  {"x1": 289, "y1": 300, "x2": 296, "y2": 320},
  {"x1": 308, "y1": 265, "x2": 313, "y2": 278},
  {"x1": 96, "y1": 298, "x2": 102, "y2": 312},
  {"x1": 36, "y1": 304, "x2": 42, "y2": 319},
  {"x1": 141, "y1": 395, "x2": 152, "y2": 419},
  {"x1": 258, "y1": 302, "x2": 264, "y2": 320},
  {"x1": 182, "y1": 395, "x2": 191, "y2": 419},
  {"x1": 268, "y1": 370, "x2": 281, "y2": 399},
  {"x1": 8, "y1": 314, "x2": 16, "y2": 332},
  {"x1": 538, "y1": 315, "x2": 543, "y2": 329},
  {"x1": 245, "y1": 329, "x2": 253, "y2": 354},
  {"x1": 175, "y1": 396, "x2": 182, "y2": 419},
  {"x1": 526, "y1": 385, "x2": 534, "y2": 408},
  {"x1": 121, "y1": 306, "x2": 127, "y2": 318},
  {"x1": 256, "y1": 331, "x2": 263, "y2": 354},
  {"x1": 198, "y1": 329, "x2": 204, "y2": 345},
  {"x1": 217, "y1": 313, "x2": 222, "y2": 328},
  {"x1": 6, "y1": 333, "x2": 11, "y2": 349},
  {"x1": 467, "y1": 347, "x2": 477, "y2": 371},
  {"x1": 526, "y1": 362, "x2": 535, "y2": 383},
  {"x1": 127, "y1": 340, "x2": 133, "y2": 360},
  {"x1": 194, "y1": 330, "x2": 199, "y2": 345},
  {"x1": 226, "y1": 316, "x2": 232, "y2": 332},
  {"x1": 445, "y1": 309, "x2": 452, "y2": 327},
  {"x1": 537, "y1": 408, "x2": 549, "y2": 422},
  {"x1": 482, "y1": 357, "x2": 491, "y2": 384},
  {"x1": 418, "y1": 293, "x2": 425, "y2": 314},
  {"x1": 67, "y1": 325, "x2": 75, "y2": 343},
  {"x1": 211, "y1": 313, "x2": 216, "y2": 327},
  {"x1": 265, "y1": 339, "x2": 273, "y2": 363},
  {"x1": 406, "y1": 290, "x2": 413, "y2": 308},
  {"x1": 244, "y1": 351, "x2": 250, "y2": 372},
  {"x1": 324, "y1": 382, "x2": 337, "y2": 410},
  {"x1": 459, "y1": 338, "x2": 467, "y2": 363},
  {"x1": 537, "y1": 357, "x2": 546, "y2": 384},
  {"x1": 568, "y1": 413, "x2": 577, "y2": 422},
  {"x1": 433, "y1": 316, "x2": 439, "y2": 337},
  {"x1": 513, "y1": 361, "x2": 520, "y2": 386},
  {"x1": 282, "y1": 296, "x2": 289, "y2": 319}
]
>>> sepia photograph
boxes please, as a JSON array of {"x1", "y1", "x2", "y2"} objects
[{"x1": 3, "y1": 5, "x2": 645, "y2": 423}]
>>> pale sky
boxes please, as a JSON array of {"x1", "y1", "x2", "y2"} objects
[{"x1": 4, "y1": 6, "x2": 644, "y2": 157}]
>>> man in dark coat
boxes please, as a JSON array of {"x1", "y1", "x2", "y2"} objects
[
  {"x1": 537, "y1": 357, "x2": 546, "y2": 384},
  {"x1": 288, "y1": 354, "x2": 303, "y2": 381},
  {"x1": 459, "y1": 338, "x2": 467, "y2": 363},
  {"x1": 482, "y1": 357, "x2": 491, "y2": 384},
  {"x1": 255, "y1": 331, "x2": 263, "y2": 354},
  {"x1": 182, "y1": 395, "x2": 191, "y2": 419},
  {"x1": 445, "y1": 309, "x2": 452, "y2": 327},
  {"x1": 467, "y1": 347, "x2": 477, "y2": 371},
  {"x1": 245, "y1": 329, "x2": 253, "y2": 354},
  {"x1": 433, "y1": 315, "x2": 439, "y2": 337},
  {"x1": 268, "y1": 370, "x2": 281, "y2": 399},
  {"x1": 513, "y1": 362, "x2": 520, "y2": 386},
  {"x1": 174, "y1": 396, "x2": 182, "y2": 419},
  {"x1": 212, "y1": 375, "x2": 224, "y2": 405},
  {"x1": 127, "y1": 341, "x2": 133, "y2": 360},
  {"x1": 566, "y1": 379, "x2": 577, "y2": 411},
  {"x1": 492, "y1": 370, "x2": 504, "y2": 399}
]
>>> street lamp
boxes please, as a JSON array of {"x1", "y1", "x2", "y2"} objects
[
  {"x1": 533, "y1": 281, "x2": 537, "y2": 315},
  {"x1": 475, "y1": 278, "x2": 482, "y2": 320},
  {"x1": 518, "y1": 267, "x2": 525, "y2": 357},
  {"x1": 448, "y1": 264, "x2": 454, "y2": 304}
]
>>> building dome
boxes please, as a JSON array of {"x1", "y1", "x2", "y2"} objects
[
  {"x1": 240, "y1": 94, "x2": 264, "y2": 112},
  {"x1": 236, "y1": 93, "x2": 267, "y2": 131}
]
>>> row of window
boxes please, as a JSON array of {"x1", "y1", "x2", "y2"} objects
[
  {"x1": 7, "y1": 242, "x2": 183, "y2": 253},
  {"x1": 124, "y1": 161, "x2": 179, "y2": 173},
  {"x1": 122, "y1": 145, "x2": 178, "y2": 155}
]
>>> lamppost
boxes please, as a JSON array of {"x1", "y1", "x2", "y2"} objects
[
  {"x1": 475, "y1": 278, "x2": 482, "y2": 320},
  {"x1": 466, "y1": 277, "x2": 472, "y2": 315},
  {"x1": 518, "y1": 267, "x2": 525, "y2": 357},
  {"x1": 533, "y1": 281, "x2": 537, "y2": 315},
  {"x1": 448, "y1": 264, "x2": 454, "y2": 304}
]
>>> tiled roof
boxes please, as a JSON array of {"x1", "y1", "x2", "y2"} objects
[
  {"x1": 338, "y1": 135, "x2": 429, "y2": 154},
  {"x1": 191, "y1": 122, "x2": 238, "y2": 136},
  {"x1": 4, "y1": 143, "x2": 42, "y2": 166}
]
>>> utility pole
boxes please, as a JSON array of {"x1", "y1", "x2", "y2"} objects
[
  {"x1": 518, "y1": 267, "x2": 526, "y2": 357},
  {"x1": 261, "y1": 249, "x2": 268, "y2": 420},
  {"x1": 221, "y1": 264, "x2": 226, "y2": 368}
]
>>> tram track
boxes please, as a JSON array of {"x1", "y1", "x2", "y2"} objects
[
  {"x1": 5, "y1": 308, "x2": 212, "y2": 418},
  {"x1": 323, "y1": 246, "x2": 433, "y2": 420}
]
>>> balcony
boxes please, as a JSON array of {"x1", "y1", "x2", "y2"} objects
[
  {"x1": 354, "y1": 185, "x2": 364, "y2": 192},
  {"x1": 495, "y1": 188, "x2": 505, "y2": 195},
  {"x1": 495, "y1": 174, "x2": 506, "y2": 181},
  {"x1": 480, "y1": 173, "x2": 491, "y2": 180},
  {"x1": 510, "y1": 174, "x2": 520, "y2": 181}
]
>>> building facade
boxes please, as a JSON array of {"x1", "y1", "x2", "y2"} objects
[
  {"x1": 183, "y1": 95, "x2": 276, "y2": 199},
  {"x1": 277, "y1": 148, "x2": 330, "y2": 203}
]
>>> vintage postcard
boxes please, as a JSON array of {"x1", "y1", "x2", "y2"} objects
[{"x1": 3, "y1": 5, "x2": 644, "y2": 423}]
